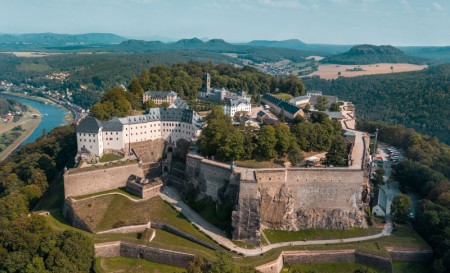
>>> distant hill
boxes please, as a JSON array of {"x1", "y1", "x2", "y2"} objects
[
  {"x1": 0, "y1": 33, "x2": 127, "y2": 46},
  {"x1": 401, "y1": 46, "x2": 450, "y2": 63},
  {"x1": 111, "y1": 38, "x2": 315, "y2": 62},
  {"x1": 248, "y1": 39, "x2": 306, "y2": 49},
  {"x1": 245, "y1": 39, "x2": 352, "y2": 55},
  {"x1": 323, "y1": 44, "x2": 426, "y2": 64}
]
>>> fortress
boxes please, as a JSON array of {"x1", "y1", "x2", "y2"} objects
[{"x1": 66, "y1": 88, "x2": 371, "y2": 245}]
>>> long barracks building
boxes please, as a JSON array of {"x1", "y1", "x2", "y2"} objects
[{"x1": 76, "y1": 108, "x2": 202, "y2": 157}]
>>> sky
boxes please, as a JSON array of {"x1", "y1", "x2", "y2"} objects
[{"x1": 1, "y1": 0, "x2": 449, "y2": 46}]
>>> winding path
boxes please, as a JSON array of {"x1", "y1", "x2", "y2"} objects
[{"x1": 159, "y1": 186, "x2": 393, "y2": 257}]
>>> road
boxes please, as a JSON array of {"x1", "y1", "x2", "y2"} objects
[
  {"x1": 340, "y1": 102, "x2": 368, "y2": 170},
  {"x1": 159, "y1": 186, "x2": 393, "y2": 257}
]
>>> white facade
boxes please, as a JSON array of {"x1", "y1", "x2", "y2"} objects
[
  {"x1": 77, "y1": 108, "x2": 202, "y2": 157},
  {"x1": 223, "y1": 98, "x2": 251, "y2": 117},
  {"x1": 77, "y1": 131, "x2": 104, "y2": 157}
]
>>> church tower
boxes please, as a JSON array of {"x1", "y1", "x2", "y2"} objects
[{"x1": 203, "y1": 73, "x2": 211, "y2": 92}]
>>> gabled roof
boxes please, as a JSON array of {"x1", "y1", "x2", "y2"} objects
[
  {"x1": 225, "y1": 98, "x2": 250, "y2": 107},
  {"x1": 77, "y1": 116, "x2": 102, "y2": 133},
  {"x1": 170, "y1": 98, "x2": 189, "y2": 109},
  {"x1": 309, "y1": 95, "x2": 338, "y2": 107},
  {"x1": 326, "y1": 111, "x2": 346, "y2": 120},
  {"x1": 261, "y1": 94, "x2": 301, "y2": 115}
]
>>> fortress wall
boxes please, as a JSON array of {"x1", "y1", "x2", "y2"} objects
[
  {"x1": 94, "y1": 241, "x2": 121, "y2": 258},
  {"x1": 64, "y1": 163, "x2": 144, "y2": 198},
  {"x1": 185, "y1": 155, "x2": 232, "y2": 201},
  {"x1": 255, "y1": 252, "x2": 284, "y2": 273},
  {"x1": 120, "y1": 242, "x2": 194, "y2": 268},
  {"x1": 256, "y1": 169, "x2": 365, "y2": 209},
  {"x1": 257, "y1": 168, "x2": 366, "y2": 230},
  {"x1": 231, "y1": 181, "x2": 261, "y2": 245},
  {"x1": 389, "y1": 250, "x2": 433, "y2": 262},
  {"x1": 283, "y1": 250, "x2": 356, "y2": 265},
  {"x1": 94, "y1": 241, "x2": 194, "y2": 268}
]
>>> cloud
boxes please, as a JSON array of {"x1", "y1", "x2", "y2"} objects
[{"x1": 432, "y1": 2, "x2": 443, "y2": 11}]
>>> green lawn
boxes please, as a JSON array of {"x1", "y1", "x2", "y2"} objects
[
  {"x1": 99, "y1": 153, "x2": 124, "y2": 162},
  {"x1": 149, "y1": 230, "x2": 218, "y2": 260},
  {"x1": 71, "y1": 194, "x2": 217, "y2": 246},
  {"x1": 264, "y1": 226, "x2": 382, "y2": 243},
  {"x1": 274, "y1": 93, "x2": 293, "y2": 101},
  {"x1": 235, "y1": 159, "x2": 284, "y2": 168},
  {"x1": 71, "y1": 187, "x2": 140, "y2": 201},
  {"x1": 392, "y1": 261, "x2": 430, "y2": 273},
  {"x1": 284, "y1": 262, "x2": 386, "y2": 273},
  {"x1": 94, "y1": 257, "x2": 184, "y2": 273}
]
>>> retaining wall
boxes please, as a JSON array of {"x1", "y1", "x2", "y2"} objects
[
  {"x1": 255, "y1": 249, "x2": 398, "y2": 273},
  {"x1": 389, "y1": 249, "x2": 433, "y2": 262},
  {"x1": 64, "y1": 163, "x2": 144, "y2": 198},
  {"x1": 94, "y1": 241, "x2": 194, "y2": 268}
]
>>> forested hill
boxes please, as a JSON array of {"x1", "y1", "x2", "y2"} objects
[
  {"x1": 0, "y1": 33, "x2": 127, "y2": 46},
  {"x1": 303, "y1": 64, "x2": 450, "y2": 144},
  {"x1": 323, "y1": 44, "x2": 426, "y2": 64}
]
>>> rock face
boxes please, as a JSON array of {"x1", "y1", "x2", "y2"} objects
[{"x1": 184, "y1": 155, "x2": 369, "y2": 245}]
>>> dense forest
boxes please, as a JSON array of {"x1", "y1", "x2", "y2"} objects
[
  {"x1": 0, "y1": 125, "x2": 94, "y2": 272},
  {"x1": 89, "y1": 62, "x2": 306, "y2": 119},
  {"x1": 303, "y1": 64, "x2": 450, "y2": 144},
  {"x1": 323, "y1": 44, "x2": 425, "y2": 65},
  {"x1": 358, "y1": 121, "x2": 450, "y2": 273}
]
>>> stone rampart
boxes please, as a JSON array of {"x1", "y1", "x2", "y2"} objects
[
  {"x1": 255, "y1": 250, "x2": 395, "y2": 273},
  {"x1": 94, "y1": 241, "x2": 121, "y2": 258},
  {"x1": 255, "y1": 252, "x2": 284, "y2": 273},
  {"x1": 388, "y1": 249, "x2": 433, "y2": 262},
  {"x1": 355, "y1": 251, "x2": 392, "y2": 273},
  {"x1": 64, "y1": 163, "x2": 144, "y2": 198},
  {"x1": 63, "y1": 197, "x2": 94, "y2": 232},
  {"x1": 94, "y1": 241, "x2": 194, "y2": 268},
  {"x1": 185, "y1": 154, "x2": 368, "y2": 244},
  {"x1": 120, "y1": 242, "x2": 195, "y2": 268},
  {"x1": 185, "y1": 154, "x2": 233, "y2": 202}
]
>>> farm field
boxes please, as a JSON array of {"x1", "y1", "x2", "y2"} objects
[{"x1": 304, "y1": 63, "x2": 427, "y2": 79}]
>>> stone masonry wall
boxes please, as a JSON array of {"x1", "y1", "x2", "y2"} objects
[
  {"x1": 94, "y1": 241, "x2": 194, "y2": 268},
  {"x1": 185, "y1": 154, "x2": 368, "y2": 244},
  {"x1": 185, "y1": 154, "x2": 232, "y2": 202},
  {"x1": 120, "y1": 242, "x2": 194, "y2": 268},
  {"x1": 257, "y1": 168, "x2": 366, "y2": 231},
  {"x1": 64, "y1": 163, "x2": 144, "y2": 198},
  {"x1": 255, "y1": 250, "x2": 395, "y2": 273}
]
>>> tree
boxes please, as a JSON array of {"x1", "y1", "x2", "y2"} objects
[
  {"x1": 209, "y1": 252, "x2": 238, "y2": 273},
  {"x1": 390, "y1": 194, "x2": 412, "y2": 223},
  {"x1": 274, "y1": 123, "x2": 292, "y2": 155},
  {"x1": 326, "y1": 136, "x2": 347, "y2": 166},
  {"x1": 288, "y1": 142, "x2": 304, "y2": 166},
  {"x1": 186, "y1": 255, "x2": 207, "y2": 273},
  {"x1": 257, "y1": 125, "x2": 277, "y2": 159},
  {"x1": 143, "y1": 99, "x2": 157, "y2": 109},
  {"x1": 329, "y1": 102, "x2": 340, "y2": 111},
  {"x1": 217, "y1": 129, "x2": 245, "y2": 161},
  {"x1": 315, "y1": 96, "x2": 328, "y2": 111},
  {"x1": 371, "y1": 168, "x2": 385, "y2": 190}
]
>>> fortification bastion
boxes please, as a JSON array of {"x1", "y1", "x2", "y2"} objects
[{"x1": 184, "y1": 154, "x2": 369, "y2": 245}]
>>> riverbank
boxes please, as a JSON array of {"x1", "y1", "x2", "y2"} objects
[
  {"x1": 0, "y1": 105, "x2": 41, "y2": 161},
  {"x1": 1, "y1": 91, "x2": 74, "y2": 123}
]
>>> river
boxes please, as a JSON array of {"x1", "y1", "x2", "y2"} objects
[{"x1": 0, "y1": 93, "x2": 69, "y2": 145}]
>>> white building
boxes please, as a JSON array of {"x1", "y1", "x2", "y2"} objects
[
  {"x1": 223, "y1": 97, "x2": 251, "y2": 117},
  {"x1": 76, "y1": 108, "x2": 202, "y2": 157},
  {"x1": 289, "y1": 95, "x2": 310, "y2": 107},
  {"x1": 143, "y1": 90, "x2": 177, "y2": 105}
]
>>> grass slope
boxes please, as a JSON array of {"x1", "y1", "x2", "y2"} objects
[
  {"x1": 285, "y1": 262, "x2": 386, "y2": 273},
  {"x1": 94, "y1": 256, "x2": 184, "y2": 273}
]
